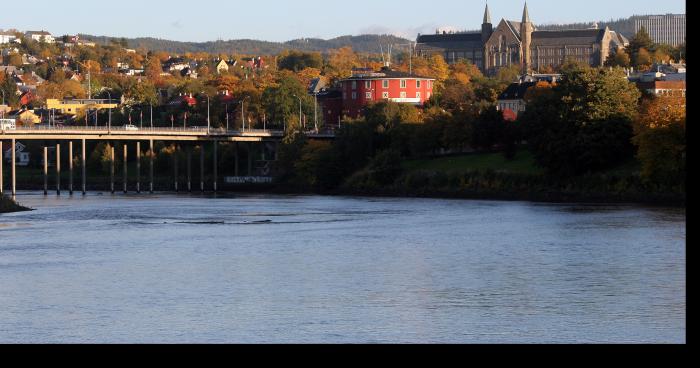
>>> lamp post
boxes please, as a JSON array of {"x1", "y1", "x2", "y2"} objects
[
  {"x1": 313, "y1": 92, "x2": 319, "y2": 133},
  {"x1": 225, "y1": 103, "x2": 229, "y2": 132},
  {"x1": 239, "y1": 96, "x2": 251, "y2": 132},
  {"x1": 1, "y1": 90, "x2": 5, "y2": 119},
  {"x1": 201, "y1": 92, "x2": 210, "y2": 135},
  {"x1": 104, "y1": 90, "x2": 112, "y2": 134}
]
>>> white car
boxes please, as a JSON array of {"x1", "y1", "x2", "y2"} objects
[{"x1": 124, "y1": 124, "x2": 139, "y2": 131}]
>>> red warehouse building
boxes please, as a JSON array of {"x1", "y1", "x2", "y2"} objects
[{"x1": 338, "y1": 67, "x2": 436, "y2": 119}]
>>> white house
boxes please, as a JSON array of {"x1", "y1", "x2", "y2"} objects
[
  {"x1": 26, "y1": 30, "x2": 55, "y2": 44},
  {"x1": 3, "y1": 141, "x2": 30, "y2": 167},
  {"x1": 0, "y1": 31, "x2": 17, "y2": 44}
]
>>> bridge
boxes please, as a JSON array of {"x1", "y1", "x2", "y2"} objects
[{"x1": 1, "y1": 126, "x2": 335, "y2": 198}]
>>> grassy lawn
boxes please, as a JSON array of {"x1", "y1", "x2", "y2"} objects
[{"x1": 403, "y1": 149, "x2": 545, "y2": 175}]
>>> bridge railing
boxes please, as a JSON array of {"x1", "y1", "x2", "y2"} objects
[{"x1": 2, "y1": 125, "x2": 333, "y2": 137}]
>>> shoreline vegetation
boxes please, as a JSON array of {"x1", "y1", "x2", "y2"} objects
[
  {"x1": 282, "y1": 151, "x2": 685, "y2": 207},
  {"x1": 0, "y1": 195, "x2": 31, "y2": 214}
]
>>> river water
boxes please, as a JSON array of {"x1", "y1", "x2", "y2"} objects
[{"x1": 0, "y1": 193, "x2": 686, "y2": 343}]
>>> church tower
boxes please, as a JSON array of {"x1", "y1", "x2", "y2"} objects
[
  {"x1": 481, "y1": 3, "x2": 493, "y2": 44},
  {"x1": 520, "y1": 2, "x2": 534, "y2": 73}
]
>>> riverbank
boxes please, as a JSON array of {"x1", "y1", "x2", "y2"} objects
[
  {"x1": 272, "y1": 150, "x2": 685, "y2": 207},
  {"x1": 0, "y1": 195, "x2": 31, "y2": 214}
]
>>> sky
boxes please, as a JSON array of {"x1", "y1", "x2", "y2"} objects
[{"x1": 1, "y1": 0, "x2": 686, "y2": 43}]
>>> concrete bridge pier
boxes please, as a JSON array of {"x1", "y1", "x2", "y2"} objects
[
  {"x1": 0, "y1": 141, "x2": 3, "y2": 195},
  {"x1": 110, "y1": 143, "x2": 115, "y2": 194},
  {"x1": 200, "y1": 145, "x2": 204, "y2": 192},
  {"x1": 174, "y1": 144, "x2": 179, "y2": 192},
  {"x1": 123, "y1": 143, "x2": 128, "y2": 194},
  {"x1": 81, "y1": 139, "x2": 86, "y2": 196},
  {"x1": 149, "y1": 139, "x2": 154, "y2": 194},
  {"x1": 136, "y1": 141, "x2": 141, "y2": 194},
  {"x1": 43, "y1": 146, "x2": 48, "y2": 195},
  {"x1": 11, "y1": 139, "x2": 15, "y2": 198},
  {"x1": 213, "y1": 141, "x2": 218, "y2": 193},
  {"x1": 187, "y1": 146, "x2": 192, "y2": 192},
  {"x1": 56, "y1": 143, "x2": 61, "y2": 196},
  {"x1": 69, "y1": 141, "x2": 73, "y2": 195}
]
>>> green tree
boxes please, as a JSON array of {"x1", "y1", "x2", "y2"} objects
[
  {"x1": 278, "y1": 50, "x2": 323, "y2": 72},
  {"x1": 1, "y1": 75, "x2": 20, "y2": 107},
  {"x1": 521, "y1": 65, "x2": 641, "y2": 176},
  {"x1": 364, "y1": 100, "x2": 421, "y2": 133},
  {"x1": 262, "y1": 74, "x2": 314, "y2": 129}
]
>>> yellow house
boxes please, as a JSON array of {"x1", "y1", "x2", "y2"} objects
[
  {"x1": 10, "y1": 109, "x2": 41, "y2": 126},
  {"x1": 216, "y1": 60, "x2": 229, "y2": 74},
  {"x1": 46, "y1": 99, "x2": 119, "y2": 116}
]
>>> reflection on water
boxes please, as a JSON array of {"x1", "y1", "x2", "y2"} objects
[{"x1": 0, "y1": 193, "x2": 686, "y2": 343}]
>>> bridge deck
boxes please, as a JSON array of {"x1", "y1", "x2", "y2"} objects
[{"x1": 0, "y1": 127, "x2": 335, "y2": 141}]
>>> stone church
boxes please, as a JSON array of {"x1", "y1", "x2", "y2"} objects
[{"x1": 415, "y1": 3, "x2": 629, "y2": 75}]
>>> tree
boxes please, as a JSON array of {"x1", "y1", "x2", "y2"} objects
[
  {"x1": 277, "y1": 50, "x2": 323, "y2": 72},
  {"x1": 261, "y1": 74, "x2": 314, "y2": 128},
  {"x1": 145, "y1": 57, "x2": 163, "y2": 80},
  {"x1": 364, "y1": 100, "x2": 421, "y2": 133},
  {"x1": 634, "y1": 48, "x2": 652, "y2": 71},
  {"x1": 628, "y1": 27, "x2": 653, "y2": 56},
  {"x1": 606, "y1": 49, "x2": 631, "y2": 68},
  {"x1": 520, "y1": 65, "x2": 641, "y2": 176},
  {"x1": 1, "y1": 75, "x2": 20, "y2": 107},
  {"x1": 325, "y1": 47, "x2": 360, "y2": 81},
  {"x1": 633, "y1": 95, "x2": 686, "y2": 186}
]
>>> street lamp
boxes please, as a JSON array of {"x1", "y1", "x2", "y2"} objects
[
  {"x1": 225, "y1": 103, "x2": 229, "y2": 132},
  {"x1": 313, "y1": 92, "x2": 319, "y2": 133},
  {"x1": 240, "y1": 96, "x2": 250, "y2": 132},
  {"x1": 201, "y1": 92, "x2": 210, "y2": 135},
  {"x1": 1, "y1": 89, "x2": 5, "y2": 119},
  {"x1": 104, "y1": 89, "x2": 112, "y2": 134}
]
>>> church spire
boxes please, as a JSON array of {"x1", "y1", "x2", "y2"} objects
[
  {"x1": 522, "y1": 2, "x2": 531, "y2": 23},
  {"x1": 483, "y1": 3, "x2": 492, "y2": 25}
]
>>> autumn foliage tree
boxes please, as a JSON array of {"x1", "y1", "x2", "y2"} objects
[{"x1": 633, "y1": 95, "x2": 686, "y2": 187}]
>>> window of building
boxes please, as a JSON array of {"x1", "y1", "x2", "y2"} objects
[
  {"x1": 365, "y1": 92, "x2": 372, "y2": 99},
  {"x1": 416, "y1": 92, "x2": 421, "y2": 100},
  {"x1": 351, "y1": 81, "x2": 357, "y2": 90},
  {"x1": 416, "y1": 80, "x2": 421, "y2": 89},
  {"x1": 400, "y1": 92, "x2": 407, "y2": 98},
  {"x1": 382, "y1": 80, "x2": 389, "y2": 89},
  {"x1": 400, "y1": 80, "x2": 407, "y2": 88},
  {"x1": 365, "y1": 81, "x2": 371, "y2": 89},
  {"x1": 351, "y1": 92, "x2": 357, "y2": 100},
  {"x1": 343, "y1": 92, "x2": 347, "y2": 100},
  {"x1": 382, "y1": 92, "x2": 389, "y2": 99}
]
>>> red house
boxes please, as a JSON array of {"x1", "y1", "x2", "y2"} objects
[{"x1": 338, "y1": 67, "x2": 436, "y2": 119}]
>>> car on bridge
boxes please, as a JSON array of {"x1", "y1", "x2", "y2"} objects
[{"x1": 124, "y1": 124, "x2": 139, "y2": 131}]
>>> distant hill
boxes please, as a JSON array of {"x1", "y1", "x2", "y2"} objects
[
  {"x1": 536, "y1": 15, "x2": 663, "y2": 39},
  {"x1": 78, "y1": 34, "x2": 412, "y2": 55}
]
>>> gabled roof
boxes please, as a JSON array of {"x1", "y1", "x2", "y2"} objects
[
  {"x1": 498, "y1": 82, "x2": 537, "y2": 100},
  {"x1": 416, "y1": 31, "x2": 485, "y2": 53},
  {"x1": 26, "y1": 30, "x2": 51, "y2": 36},
  {"x1": 505, "y1": 20, "x2": 522, "y2": 40},
  {"x1": 532, "y1": 29, "x2": 606, "y2": 46}
]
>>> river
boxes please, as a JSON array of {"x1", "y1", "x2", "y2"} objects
[{"x1": 0, "y1": 193, "x2": 686, "y2": 343}]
